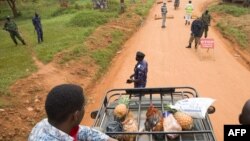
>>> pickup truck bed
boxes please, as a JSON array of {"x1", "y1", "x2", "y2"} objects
[{"x1": 92, "y1": 87, "x2": 216, "y2": 141}]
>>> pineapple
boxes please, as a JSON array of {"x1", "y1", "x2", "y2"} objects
[
  {"x1": 118, "y1": 96, "x2": 130, "y2": 106},
  {"x1": 173, "y1": 111, "x2": 193, "y2": 130},
  {"x1": 165, "y1": 104, "x2": 193, "y2": 130},
  {"x1": 114, "y1": 96, "x2": 130, "y2": 120}
]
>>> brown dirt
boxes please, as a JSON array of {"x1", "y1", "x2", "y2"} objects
[
  {"x1": 82, "y1": 1, "x2": 250, "y2": 141},
  {"x1": 1, "y1": 0, "x2": 250, "y2": 141},
  {"x1": 0, "y1": 3, "x2": 143, "y2": 141}
]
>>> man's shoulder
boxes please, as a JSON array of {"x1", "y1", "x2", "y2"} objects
[
  {"x1": 29, "y1": 119, "x2": 73, "y2": 141},
  {"x1": 78, "y1": 126, "x2": 109, "y2": 140}
]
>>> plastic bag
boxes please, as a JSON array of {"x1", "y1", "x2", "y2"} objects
[
  {"x1": 106, "y1": 121, "x2": 123, "y2": 139},
  {"x1": 163, "y1": 112, "x2": 182, "y2": 139},
  {"x1": 173, "y1": 98, "x2": 215, "y2": 119}
]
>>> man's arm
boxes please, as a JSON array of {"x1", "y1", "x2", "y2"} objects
[
  {"x1": 107, "y1": 137, "x2": 118, "y2": 141},
  {"x1": 130, "y1": 74, "x2": 134, "y2": 79}
]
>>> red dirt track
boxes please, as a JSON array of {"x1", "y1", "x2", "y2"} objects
[{"x1": 82, "y1": 0, "x2": 250, "y2": 141}]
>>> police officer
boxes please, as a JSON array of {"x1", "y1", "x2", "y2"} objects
[
  {"x1": 32, "y1": 13, "x2": 43, "y2": 43},
  {"x1": 3, "y1": 16, "x2": 26, "y2": 45},
  {"x1": 127, "y1": 51, "x2": 148, "y2": 88},
  {"x1": 161, "y1": 3, "x2": 167, "y2": 28},
  {"x1": 186, "y1": 18, "x2": 204, "y2": 49},
  {"x1": 201, "y1": 10, "x2": 211, "y2": 38}
]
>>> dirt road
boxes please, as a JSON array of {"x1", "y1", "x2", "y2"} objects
[{"x1": 82, "y1": 0, "x2": 250, "y2": 140}]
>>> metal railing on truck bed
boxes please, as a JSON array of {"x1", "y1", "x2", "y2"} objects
[{"x1": 91, "y1": 87, "x2": 216, "y2": 141}]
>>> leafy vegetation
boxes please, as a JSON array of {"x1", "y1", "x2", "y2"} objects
[
  {"x1": 91, "y1": 30, "x2": 124, "y2": 78},
  {"x1": 69, "y1": 11, "x2": 118, "y2": 27},
  {"x1": 217, "y1": 21, "x2": 248, "y2": 48},
  {"x1": 135, "y1": 0, "x2": 155, "y2": 17},
  {"x1": 0, "y1": 0, "x2": 155, "y2": 95},
  {"x1": 209, "y1": 3, "x2": 249, "y2": 50},
  {"x1": 209, "y1": 3, "x2": 250, "y2": 17}
]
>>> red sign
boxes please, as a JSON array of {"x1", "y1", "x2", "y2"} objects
[{"x1": 200, "y1": 38, "x2": 214, "y2": 48}]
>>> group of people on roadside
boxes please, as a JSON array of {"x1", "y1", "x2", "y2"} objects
[
  {"x1": 2, "y1": 12, "x2": 43, "y2": 46},
  {"x1": 160, "y1": 1, "x2": 211, "y2": 50},
  {"x1": 4, "y1": 1, "x2": 247, "y2": 140},
  {"x1": 28, "y1": 51, "x2": 250, "y2": 140}
]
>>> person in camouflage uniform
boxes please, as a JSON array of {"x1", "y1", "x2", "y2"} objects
[
  {"x1": 3, "y1": 16, "x2": 26, "y2": 45},
  {"x1": 161, "y1": 3, "x2": 167, "y2": 28},
  {"x1": 201, "y1": 10, "x2": 211, "y2": 38}
]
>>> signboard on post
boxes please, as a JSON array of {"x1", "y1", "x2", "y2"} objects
[{"x1": 200, "y1": 38, "x2": 214, "y2": 48}]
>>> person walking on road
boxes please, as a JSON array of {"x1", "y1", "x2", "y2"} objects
[
  {"x1": 161, "y1": 3, "x2": 167, "y2": 28},
  {"x1": 127, "y1": 51, "x2": 148, "y2": 88},
  {"x1": 185, "y1": 0, "x2": 194, "y2": 25},
  {"x1": 174, "y1": 0, "x2": 180, "y2": 10},
  {"x1": 32, "y1": 12, "x2": 43, "y2": 43},
  {"x1": 3, "y1": 16, "x2": 26, "y2": 45},
  {"x1": 201, "y1": 10, "x2": 211, "y2": 38},
  {"x1": 186, "y1": 18, "x2": 204, "y2": 49}
]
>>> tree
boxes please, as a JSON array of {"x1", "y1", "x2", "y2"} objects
[{"x1": 6, "y1": 0, "x2": 19, "y2": 17}]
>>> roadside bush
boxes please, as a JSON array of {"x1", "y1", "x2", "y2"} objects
[
  {"x1": 217, "y1": 21, "x2": 248, "y2": 48},
  {"x1": 69, "y1": 11, "x2": 117, "y2": 27},
  {"x1": 51, "y1": 8, "x2": 78, "y2": 17},
  {"x1": 209, "y1": 4, "x2": 250, "y2": 17}
]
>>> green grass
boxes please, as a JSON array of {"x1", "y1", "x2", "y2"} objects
[
  {"x1": 0, "y1": 0, "x2": 155, "y2": 96},
  {"x1": 69, "y1": 10, "x2": 118, "y2": 27},
  {"x1": 0, "y1": 35, "x2": 37, "y2": 94},
  {"x1": 135, "y1": 0, "x2": 155, "y2": 17},
  {"x1": 0, "y1": 0, "x2": 120, "y2": 94},
  {"x1": 209, "y1": 3, "x2": 250, "y2": 17},
  {"x1": 91, "y1": 30, "x2": 124, "y2": 78},
  {"x1": 217, "y1": 21, "x2": 248, "y2": 48}
]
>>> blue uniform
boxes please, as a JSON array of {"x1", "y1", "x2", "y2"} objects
[
  {"x1": 32, "y1": 15, "x2": 43, "y2": 43},
  {"x1": 134, "y1": 60, "x2": 148, "y2": 88},
  {"x1": 191, "y1": 19, "x2": 204, "y2": 37}
]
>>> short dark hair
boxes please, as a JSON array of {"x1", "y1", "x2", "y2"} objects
[
  {"x1": 6, "y1": 16, "x2": 10, "y2": 20},
  {"x1": 136, "y1": 51, "x2": 145, "y2": 57},
  {"x1": 239, "y1": 99, "x2": 250, "y2": 124},
  {"x1": 45, "y1": 84, "x2": 85, "y2": 124}
]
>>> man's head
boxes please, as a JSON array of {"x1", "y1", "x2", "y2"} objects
[
  {"x1": 189, "y1": 0, "x2": 192, "y2": 3},
  {"x1": 45, "y1": 84, "x2": 85, "y2": 126},
  {"x1": 239, "y1": 99, "x2": 250, "y2": 125},
  {"x1": 163, "y1": 3, "x2": 166, "y2": 6},
  {"x1": 6, "y1": 16, "x2": 10, "y2": 21},
  {"x1": 205, "y1": 10, "x2": 209, "y2": 14},
  {"x1": 35, "y1": 12, "x2": 39, "y2": 17},
  {"x1": 136, "y1": 51, "x2": 145, "y2": 62}
]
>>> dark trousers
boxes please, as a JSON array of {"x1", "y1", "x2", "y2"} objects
[
  {"x1": 9, "y1": 31, "x2": 25, "y2": 45},
  {"x1": 189, "y1": 34, "x2": 201, "y2": 48},
  {"x1": 36, "y1": 28, "x2": 43, "y2": 43},
  {"x1": 203, "y1": 25, "x2": 209, "y2": 38}
]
